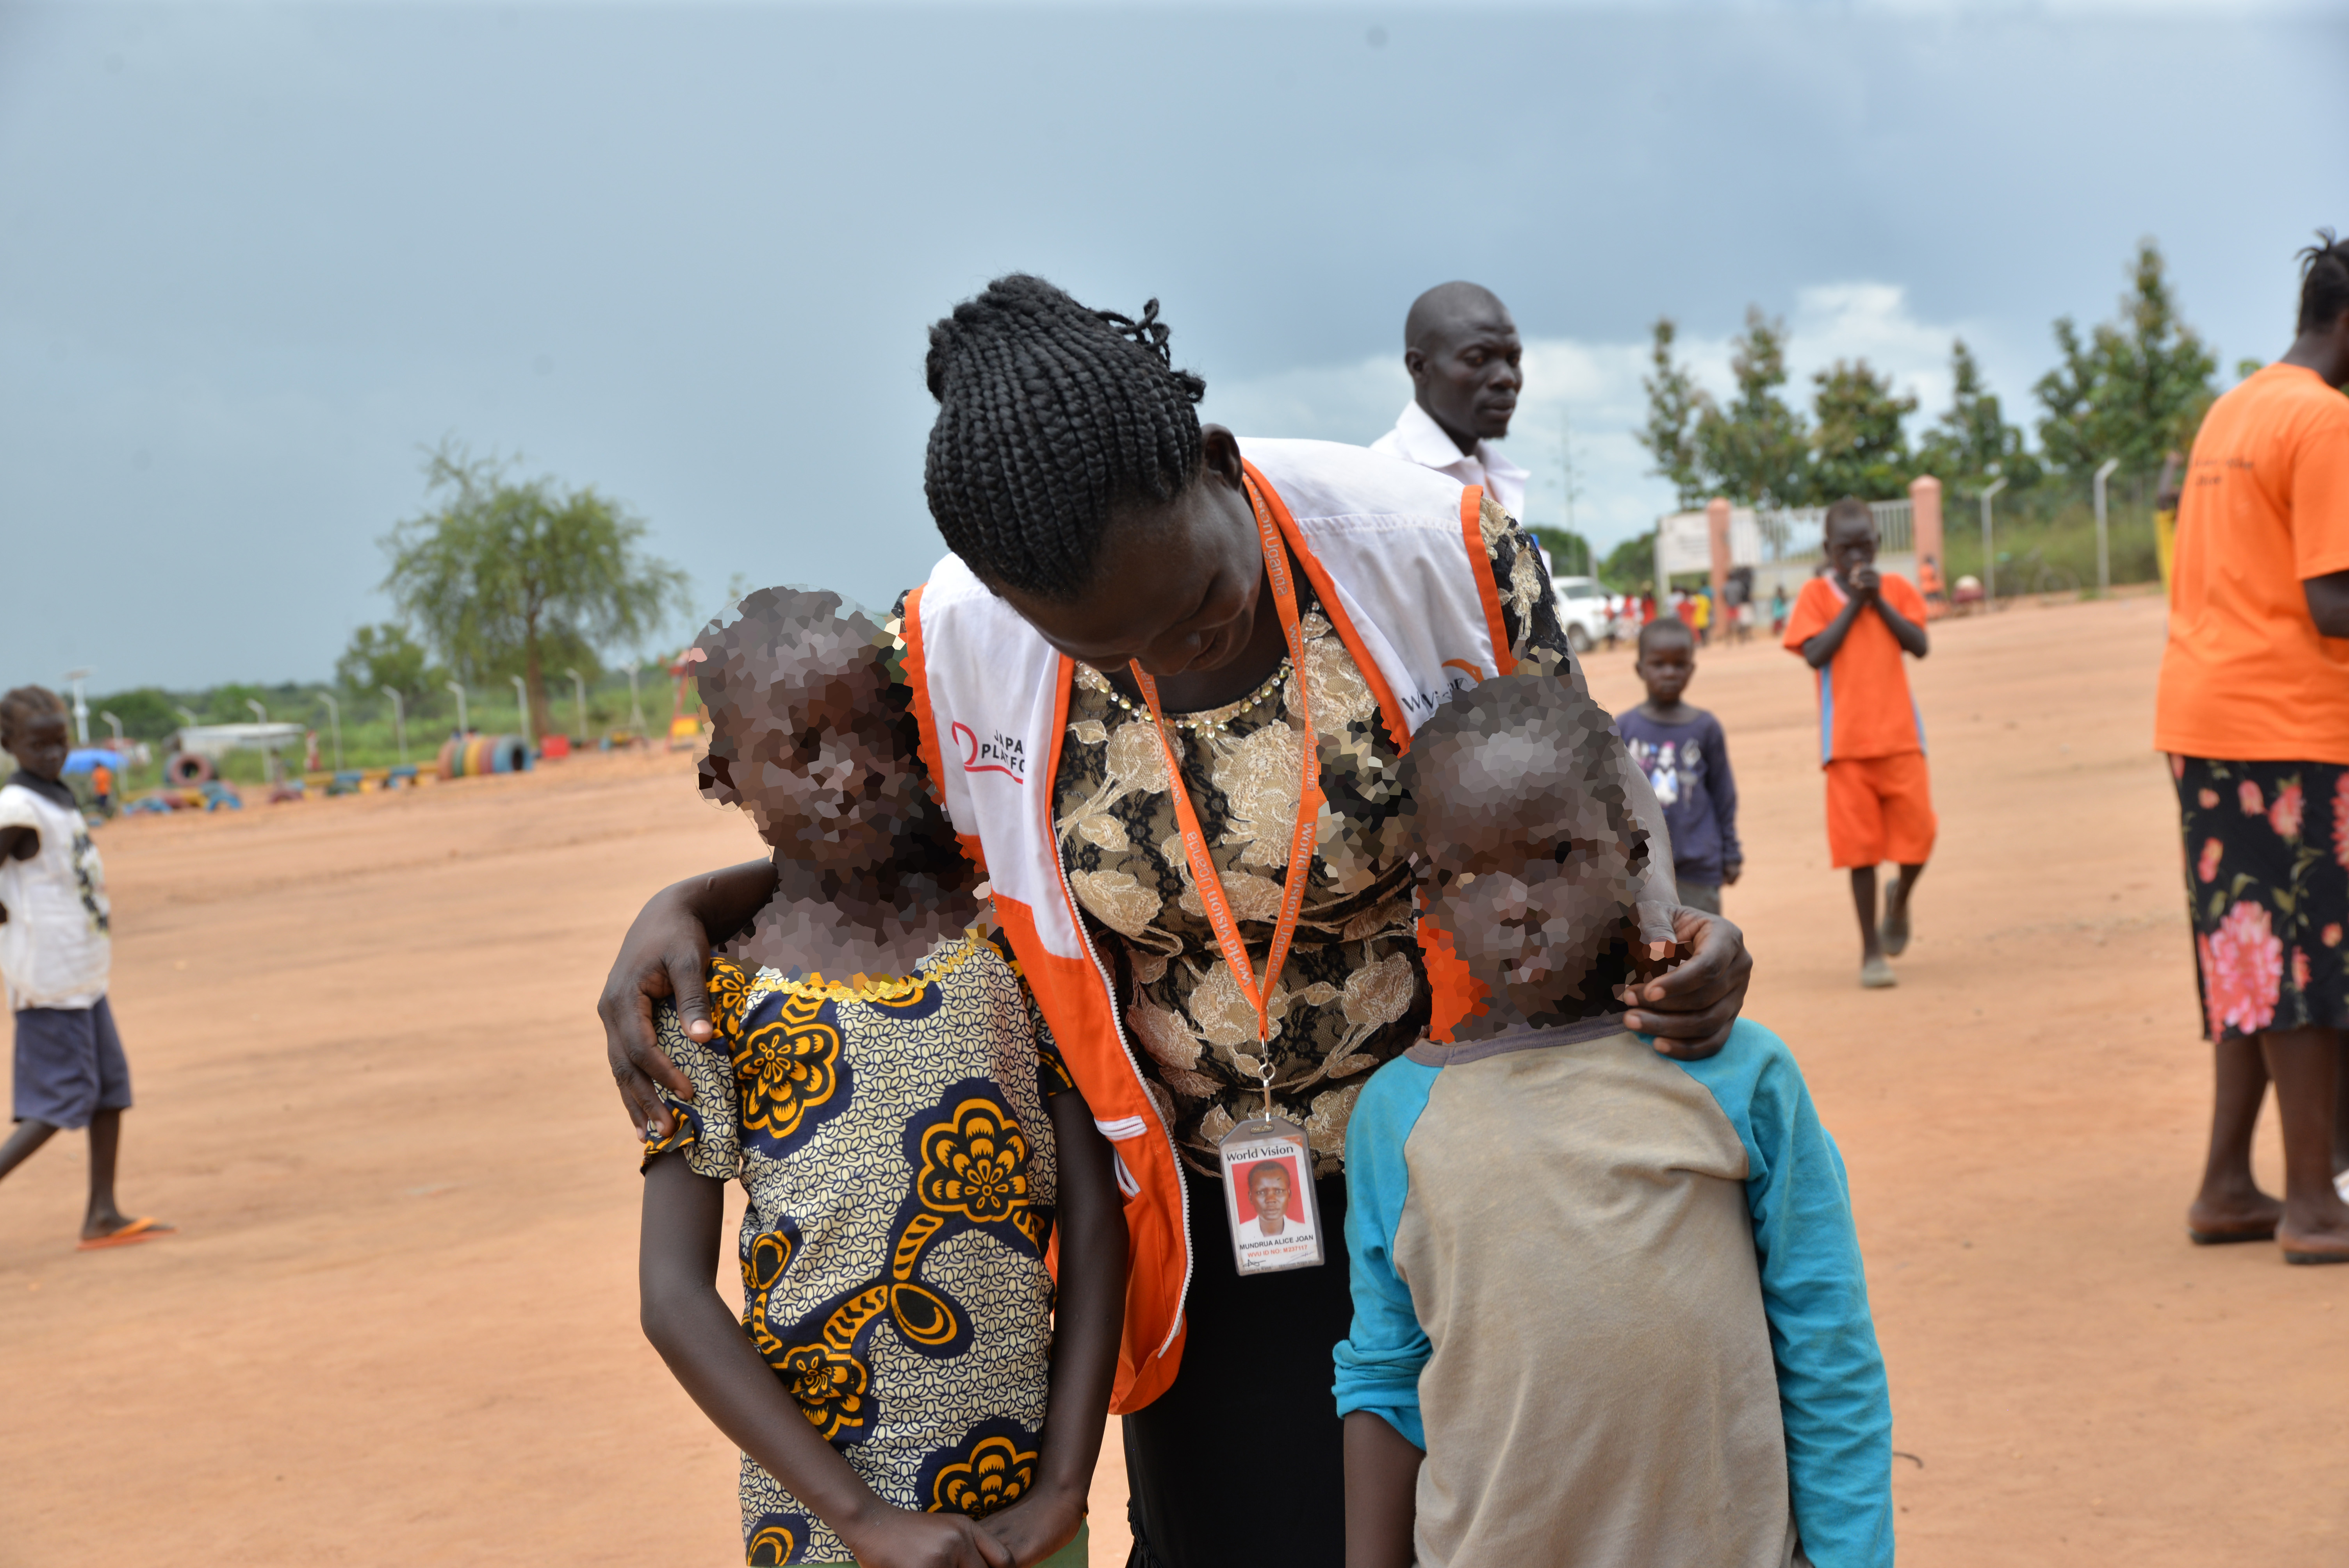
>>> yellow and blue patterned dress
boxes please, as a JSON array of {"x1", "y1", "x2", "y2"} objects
[{"x1": 644, "y1": 929, "x2": 1076, "y2": 1567}]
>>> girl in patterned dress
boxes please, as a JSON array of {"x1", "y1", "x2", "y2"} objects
[{"x1": 634, "y1": 589, "x2": 1126, "y2": 1568}]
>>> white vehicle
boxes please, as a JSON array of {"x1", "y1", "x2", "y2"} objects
[{"x1": 1551, "y1": 575, "x2": 1614, "y2": 652}]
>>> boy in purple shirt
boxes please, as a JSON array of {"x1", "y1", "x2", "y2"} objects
[{"x1": 1616, "y1": 618, "x2": 1742, "y2": 914}]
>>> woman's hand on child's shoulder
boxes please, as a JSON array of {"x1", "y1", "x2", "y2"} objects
[
  {"x1": 840, "y1": 1504, "x2": 1016, "y2": 1568},
  {"x1": 980, "y1": 1488, "x2": 1087, "y2": 1567}
]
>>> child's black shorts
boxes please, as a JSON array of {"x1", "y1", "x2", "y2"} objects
[{"x1": 12, "y1": 996, "x2": 132, "y2": 1130}]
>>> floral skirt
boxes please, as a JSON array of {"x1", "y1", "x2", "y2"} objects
[{"x1": 2172, "y1": 755, "x2": 2349, "y2": 1041}]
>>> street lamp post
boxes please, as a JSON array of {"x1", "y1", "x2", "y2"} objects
[
  {"x1": 381, "y1": 687, "x2": 407, "y2": 765},
  {"x1": 98, "y1": 711, "x2": 123, "y2": 745},
  {"x1": 2093, "y1": 458, "x2": 2122, "y2": 598},
  {"x1": 510, "y1": 674, "x2": 533, "y2": 752},
  {"x1": 564, "y1": 668, "x2": 587, "y2": 743},
  {"x1": 626, "y1": 663, "x2": 648, "y2": 743},
  {"x1": 447, "y1": 680, "x2": 469, "y2": 736},
  {"x1": 318, "y1": 692, "x2": 342, "y2": 773},
  {"x1": 1980, "y1": 477, "x2": 2009, "y2": 608},
  {"x1": 64, "y1": 668, "x2": 91, "y2": 745},
  {"x1": 173, "y1": 705, "x2": 199, "y2": 727}
]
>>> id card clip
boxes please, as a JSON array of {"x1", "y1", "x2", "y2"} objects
[{"x1": 1217, "y1": 1115, "x2": 1324, "y2": 1276}]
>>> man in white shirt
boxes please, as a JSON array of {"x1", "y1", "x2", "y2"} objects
[{"x1": 1369, "y1": 281, "x2": 1529, "y2": 520}]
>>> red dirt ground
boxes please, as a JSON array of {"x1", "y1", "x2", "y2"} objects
[{"x1": 3, "y1": 590, "x2": 2343, "y2": 1565}]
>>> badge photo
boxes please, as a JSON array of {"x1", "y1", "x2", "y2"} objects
[{"x1": 1217, "y1": 1118, "x2": 1323, "y2": 1276}]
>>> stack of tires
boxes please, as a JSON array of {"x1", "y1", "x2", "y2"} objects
[{"x1": 437, "y1": 734, "x2": 533, "y2": 780}]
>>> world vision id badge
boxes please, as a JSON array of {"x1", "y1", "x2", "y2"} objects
[{"x1": 1217, "y1": 1117, "x2": 1323, "y2": 1276}]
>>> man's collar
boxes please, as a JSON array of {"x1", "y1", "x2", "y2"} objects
[
  {"x1": 1388, "y1": 399, "x2": 1480, "y2": 468},
  {"x1": 1388, "y1": 397, "x2": 1530, "y2": 485}
]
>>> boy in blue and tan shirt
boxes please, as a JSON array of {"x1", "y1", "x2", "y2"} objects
[{"x1": 1334, "y1": 674, "x2": 1893, "y2": 1568}]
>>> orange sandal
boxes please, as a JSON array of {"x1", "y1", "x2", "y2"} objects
[{"x1": 77, "y1": 1217, "x2": 173, "y2": 1251}]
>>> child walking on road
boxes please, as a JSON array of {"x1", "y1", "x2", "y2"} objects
[
  {"x1": 1618, "y1": 618, "x2": 1742, "y2": 915},
  {"x1": 0, "y1": 686, "x2": 171, "y2": 1249},
  {"x1": 1782, "y1": 501, "x2": 1936, "y2": 989}
]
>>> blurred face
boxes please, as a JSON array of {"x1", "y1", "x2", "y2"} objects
[
  {"x1": 8, "y1": 713, "x2": 70, "y2": 781},
  {"x1": 1635, "y1": 635, "x2": 1695, "y2": 705},
  {"x1": 1431, "y1": 808, "x2": 1641, "y2": 1019},
  {"x1": 991, "y1": 426, "x2": 1268, "y2": 682},
  {"x1": 1250, "y1": 1165, "x2": 1290, "y2": 1219},
  {"x1": 1408, "y1": 301, "x2": 1522, "y2": 447},
  {"x1": 1827, "y1": 515, "x2": 1879, "y2": 581},
  {"x1": 705, "y1": 649, "x2": 915, "y2": 868}
]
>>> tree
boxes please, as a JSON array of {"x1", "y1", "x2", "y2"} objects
[
  {"x1": 1694, "y1": 308, "x2": 1811, "y2": 508},
  {"x1": 381, "y1": 446, "x2": 691, "y2": 739},
  {"x1": 1599, "y1": 531, "x2": 1655, "y2": 595},
  {"x1": 2034, "y1": 239, "x2": 2219, "y2": 474},
  {"x1": 1636, "y1": 319, "x2": 1707, "y2": 509},
  {"x1": 88, "y1": 687, "x2": 184, "y2": 741},
  {"x1": 1808, "y1": 359, "x2": 1916, "y2": 502},
  {"x1": 1915, "y1": 339, "x2": 2039, "y2": 492},
  {"x1": 336, "y1": 623, "x2": 434, "y2": 709},
  {"x1": 1528, "y1": 526, "x2": 1595, "y2": 578},
  {"x1": 204, "y1": 682, "x2": 273, "y2": 723}
]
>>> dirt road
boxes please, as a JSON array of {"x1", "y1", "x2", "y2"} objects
[{"x1": 3, "y1": 592, "x2": 2342, "y2": 1566}]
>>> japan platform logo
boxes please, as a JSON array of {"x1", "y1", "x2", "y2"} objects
[{"x1": 953, "y1": 722, "x2": 1027, "y2": 784}]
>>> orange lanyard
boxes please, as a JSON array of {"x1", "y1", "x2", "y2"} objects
[{"x1": 1129, "y1": 478, "x2": 1324, "y2": 1071}]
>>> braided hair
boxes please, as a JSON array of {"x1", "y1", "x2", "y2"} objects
[
  {"x1": 2299, "y1": 228, "x2": 2349, "y2": 335},
  {"x1": 0, "y1": 685, "x2": 66, "y2": 757},
  {"x1": 924, "y1": 274, "x2": 1208, "y2": 600}
]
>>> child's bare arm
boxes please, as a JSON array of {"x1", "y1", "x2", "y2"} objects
[
  {"x1": 639, "y1": 1154, "x2": 1013, "y2": 1568},
  {"x1": 982, "y1": 1090, "x2": 1129, "y2": 1566},
  {"x1": 1800, "y1": 592, "x2": 1867, "y2": 668},
  {"x1": 1344, "y1": 1411, "x2": 1422, "y2": 1568},
  {"x1": 1868, "y1": 591, "x2": 1930, "y2": 658}
]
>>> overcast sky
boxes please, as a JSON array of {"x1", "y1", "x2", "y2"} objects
[{"x1": 3, "y1": 0, "x2": 2340, "y2": 691}]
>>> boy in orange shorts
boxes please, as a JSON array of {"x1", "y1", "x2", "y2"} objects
[{"x1": 1784, "y1": 499, "x2": 1935, "y2": 989}]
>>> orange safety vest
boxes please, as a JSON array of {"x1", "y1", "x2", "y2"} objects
[{"x1": 902, "y1": 439, "x2": 1514, "y2": 1411}]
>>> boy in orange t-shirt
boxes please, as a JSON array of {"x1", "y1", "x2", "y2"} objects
[{"x1": 1783, "y1": 499, "x2": 1934, "y2": 989}]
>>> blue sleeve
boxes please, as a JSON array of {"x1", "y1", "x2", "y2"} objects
[
  {"x1": 1677, "y1": 1022, "x2": 1893, "y2": 1568},
  {"x1": 1704, "y1": 714, "x2": 1742, "y2": 870},
  {"x1": 1330, "y1": 1057, "x2": 1439, "y2": 1451}
]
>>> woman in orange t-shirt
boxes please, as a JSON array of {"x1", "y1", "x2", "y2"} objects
[{"x1": 2154, "y1": 233, "x2": 2349, "y2": 1265}]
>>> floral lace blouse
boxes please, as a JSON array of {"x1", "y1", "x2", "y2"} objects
[{"x1": 1050, "y1": 496, "x2": 1571, "y2": 1175}]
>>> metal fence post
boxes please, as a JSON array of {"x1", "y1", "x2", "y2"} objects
[
  {"x1": 510, "y1": 674, "x2": 533, "y2": 752},
  {"x1": 565, "y1": 668, "x2": 587, "y2": 743},
  {"x1": 1980, "y1": 477, "x2": 2008, "y2": 607},
  {"x1": 382, "y1": 687, "x2": 406, "y2": 765},
  {"x1": 2093, "y1": 458, "x2": 2121, "y2": 597}
]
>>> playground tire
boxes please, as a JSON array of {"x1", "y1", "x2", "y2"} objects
[{"x1": 166, "y1": 752, "x2": 214, "y2": 786}]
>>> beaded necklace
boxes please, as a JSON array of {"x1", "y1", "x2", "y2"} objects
[
  {"x1": 767, "y1": 928, "x2": 989, "y2": 1005},
  {"x1": 1090, "y1": 656, "x2": 1292, "y2": 737}
]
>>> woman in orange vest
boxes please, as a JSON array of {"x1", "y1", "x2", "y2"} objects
[{"x1": 599, "y1": 276, "x2": 1755, "y2": 1566}]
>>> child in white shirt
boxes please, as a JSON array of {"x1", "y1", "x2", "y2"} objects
[{"x1": 0, "y1": 685, "x2": 171, "y2": 1249}]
